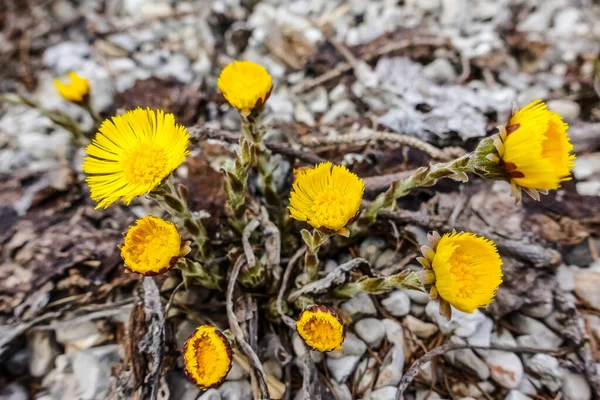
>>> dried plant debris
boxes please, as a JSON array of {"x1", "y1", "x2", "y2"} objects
[{"x1": 0, "y1": 0, "x2": 599, "y2": 400}]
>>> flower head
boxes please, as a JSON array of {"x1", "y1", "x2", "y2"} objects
[
  {"x1": 289, "y1": 162, "x2": 364, "y2": 237},
  {"x1": 296, "y1": 305, "x2": 344, "y2": 352},
  {"x1": 82, "y1": 108, "x2": 190, "y2": 209},
  {"x1": 417, "y1": 231, "x2": 503, "y2": 319},
  {"x1": 183, "y1": 325, "x2": 233, "y2": 389},
  {"x1": 493, "y1": 100, "x2": 576, "y2": 202},
  {"x1": 218, "y1": 61, "x2": 273, "y2": 116},
  {"x1": 119, "y1": 216, "x2": 190, "y2": 275},
  {"x1": 54, "y1": 72, "x2": 90, "y2": 103}
]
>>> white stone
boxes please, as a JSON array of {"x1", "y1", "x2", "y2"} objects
[
  {"x1": 354, "y1": 318, "x2": 385, "y2": 347},
  {"x1": 218, "y1": 381, "x2": 253, "y2": 400},
  {"x1": 198, "y1": 389, "x2": 221, "y2": 400},
  {"x1": 226, "y1": 359, "x2": 248, "y2": 380},
  {"x1": 511, "y1": 314, "x2": 563, "y2": 350},
  {"x1": 381, "y1": 291, "x2": 411, "y2": 317},
  {"x1": 505, "y1": 390, "x2": 533, "y2": 400},
  {"x1": 0, "y1": 383, "x2": 28, "y2": 400},
  {"x1": 375, "y1": 346, "x2": 404, "y2": 388},
  {"x1": 382, "y1": 319, "x2": 404, "y2": 347},
  {"x1": 329, "y1": 333, "x2": 366, "y2": 359},
  {"x1": 326, "y1": 355, "x2": 361, "y2": 383},
  {"x1": 486, "y1": 351, "x2": 524, "y2": 389},
  {"x1": 524, "y1": 354, "x2": 563, "y2": 392},
  {"x1": 363, "y1": 386, "x2": 398, "y2": 400},
  {"x1": 340, "y1": 293, "x2": 377, "y2": 319},
  {"x1": 426, "y1": 301, "x2": 487, "y2": 337},
  {"x1": 354, "y1": 357, "x2": 377, "y2": 394},
  {"x1": 561, "y1": 369, "x2": 591, "y2": 400},
  {"x1": 28, "y1": 331, "x2": 60, "y2": 378},
  {"x1": 404, "y1": 315, "x2": 438, "y2": 339},
  {"x1": 547, "y1": 99, "x2": 581, "y2": 122},
  {"x1": 72, "y1": 345, "x2": 121, "y2": 399}
]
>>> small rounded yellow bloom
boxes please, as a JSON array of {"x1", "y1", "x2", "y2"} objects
[
  {"x1": 289, "y1": 162, "x2": 364, "y2": 236},
  {"x1": 218, "y1": 61, "x2": 273, "y2": 116},
  {"x1": 296, "y1": 305, "x2": 345, "y2": 352},
  {"x1": 54, "y1": 72, "x2": 90, "y2": 103},
  {"x1": 183, "y1": 325, "x2": 233, "y2": 389},
  {"x1": 120, "y1": 216, "x2": 188, "y2": 275},
  {"x1": 417, "y1": 231, "x2": 503, "y2": 318},
  {"x1": 82, "y1": 108, "x2": 190, "y2": 209},
  {"x1": 497, "y1": 99, "x2": 576, "y2": 201}
]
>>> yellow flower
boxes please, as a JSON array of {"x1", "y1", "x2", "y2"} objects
[
  {"x1": 183, "y1": 325, "x2": 233, "y2": 389},
  {"x1": 417, "y1": 231, "x2": 503, "y2": 319},
  {"x1": 494, "y1": 99, "x2": 576, "y2": 202},
  {"x1": 218, "y1": 61, "x2": 273, "y2": 116},
  {"x1": 296, "y1": 305, "x2": 344, "y2": 352},
  {"x1": 119, "y1": 216, "x2": 190, "y2": 275},
  {"x1": 288, "y1": 162, "x2": 364, "y2": 237},
  {"x1": 54, "y1": 72, "x2": 90, "y2": 103},
  {"x1": 82, "y1": 108, "x2": 190, "y2": 209}
]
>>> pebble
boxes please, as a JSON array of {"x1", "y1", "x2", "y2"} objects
[
  {"x1": 328, "y1": 379, "x2": 352, "y2": 400},
  {"x1": 304, "y1": 87, "x2": 329, "y2": 113},
  {"x1": 374, "y1": 346, "x2": 404, "y2": 388},
  {"x1": 198, "y1": 389, "x2": 221, "y2": 400},
  {"x1": 561, "y1": 369, "x2": 591, "y2": 400},
  {"x1": 374, "y1": 249, "x2": 398, "y2": 269},
  {"x1": 218, "y1": 381, "x2": 253, "y2": 400},
  {"x1": 452, "y1": 381, "x2": 495, "y2": 398},
  {"x1": 521, "y1": 302, "x2": 554, "y2": 318},
  {"x1": 467, "y1": 316, "x2": 493, "y2": 348},
  {"x1": 320, "y1": 100, "x2": 359, "y2": 125},
  {"x1": 340, "y1": 293, "x2": 377, "y2": 320},
  {"x1": 381, "y1": 291, "x2": 411, "y2": 317},
  {"x1": 404, "y1": 315, "x2": 438, "y2": 339},
  {"x1": 382, "y1": 319, "x2": 404, "y2": 347},
  {"x1": 406, "y1": 289, "x2": 431, "y2": 305},
  {"x1": 326, "y1": 355, "x2": 361, "y2": 383},
  {"x1": 574, "y1": 269, "x2": 600, "y2": 309},
  {"x1": 444, "y1": 338, "x2": 490, "y2": 380},
  {"x1": 0, "y1": 383, "x2": 28, "y2": 400},
  {"x1": 425, "y1": 301, "x2": 487, "y2": 337},
  {"x1": 517, "y1": 374, "x2": 540, "y2": 395},
  {"x1": 226, "y1": 359, "x2": 249, "y2": 380},
  {"x1": 359, "y1": 237, "x2": 386, "y2": 264},
  {"x1": 363, "y1": 386, "x2": 398, "y2": 400},
  {"x1": 510, "y1": 314, "x2": 563, "y2": 350},
  {"x1": 485, "y1": 350, "x2": 524, "y2": 389},
  {"x1": 72, "y1": 345, "x2": 121, "y2": 399},
  {"x1": 291, "y1": 333, "x2": 322, "y2": 363},
  {"x1": 28, "y1": 331, "x2": 60, "y2": 378},
  {"x1": 524, "y1": 354, "x2": 563, "y2": 392},
  {"x1": 416, "y1": 390, "x2": 443, "y2": 400},
  {"x1": 547, "y1": 99, "x2": 581, "y2": 122},
  {"x1": 505, "y1": 390, "x2": 533, "y2": 400},
  {"x1": 354, "y1": 357, "x2": 377, "y2": 393},
  {"x1": 572, "y1": 154, "x2": 600, "y2": 181},
  {"x1": 423, "y1": 58, "x2": 457, "y2": 83},
  {"x1": 329, "y1": 333, "x2": 367, "y2": 358},
  {"x1": 354, "y1": 318, "x2": 385, "y2": 347},
  {"x1": 294, "y1": 102, "x2": 315, "y2": 126},
  {"x1": 55, "y1": 321, "x2": 105, "y2": 351}
]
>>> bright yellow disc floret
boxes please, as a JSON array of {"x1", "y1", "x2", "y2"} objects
[
  {"x1": 82, "y1": 108, "x2": 190, "y2": 209},
  {"x1": 120, "y1": 216, "x2": 182, "y2": 275},
  {"x1": 288, "y1": 162, "x2": 364, "y2": 236},
  {"x1": 295, "y1": 305, "x2": 344, "y2": 352},
  {"x1": 183, "y1": 325, "x2": 233, "y2": 389},
  {"x1": 217, "y1": 60, "x2": 273, "y2": 115},
  {"x1": 54, "y1": 72, "x2": 90, "y2": 103}
]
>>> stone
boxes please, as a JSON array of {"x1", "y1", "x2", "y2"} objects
[
  {"x1": 263, "y1": 359, "x2": 282, "y2": 381},
  {"x1": 375, "y1": 249, "x2": 399, "y2": 269},
  {"x1": 340, "y1": 293, "x2": 377, "y2": 319},
  {"x1": 28, "y1": 331, "x2": 60, "y2": 377},
  {"x1": 521, "y1": 302, "x2": 554, "y2": 318},
  {"x1": 561, "y1": 369, "x2": 591, "y2": 400},
  {"x1": 517, "y1": 374, "x2": 540, "y2": 395},
  {"x1": 328, "y1": 379, "x2": 352, "y2": 400},
  {"x1": 424, "y1": 58, "x2": 457, "y2": 84},
  {"x1": 406, "y1": 289, "x2": 431, "y2": 304},
  {"x1": 354, "y1": 318, "x2": 385, "y2": 347},
  {"x1": 155, "y1": 54, "x2": 193, "y2": 83},
  {"x1": 491, "y1": 328, "x2": 517, "y2": 347},
  {"x1": 55, "y1": 321, "x2": 104, "y2": 351},
  {"x1": 375, "y1": 346, "x2": 404, "y2": 388},
  {"x1": 304, "y1": 87, "x2": 329, "y2": 113},
  {"x1": 444, "y1": 338, "x2": 490, "y2": 380},
  {"x1": 452, "y1": 381, "x2": 495, "y2": 398},
  {"x1": 510, "y1": 314, "x2": 563, "y2": 350},
  {"x1": 364, "y1": 386, "x2": 398, "y2": 400},
  {"x1": 382, "y1": 319, "x2": 404, "y2": 347},
  {"x1": 167, "y1": 371, "x2": 201, "y2": 400},
  {"x1": 320, "y1": 100, "x2": 358, "y2": 125},
  {"x1": 198, "y1": 389, "x2": 221, "y2": 400},
  {"x1": 547, "y1": 99, "x2": 581, "y2": 122},
  {"x1": 381, "y1": 291, "x2": 411, "y2": 317},
  {"x1": 292, "y1": 333, "x2": 322, "y2": 363},
  {"x1": 294, "y1": 102, "x2": 315, "y2": 126},
  {"x1": 524, "y1": 354, "x2": 563, "y2": 392},
  {"x1": 72, "y1": 345, "x2": 121, "y2": 399},
  {"x1": 226, "y1": 359, "x2": 248, "y2": 380},
  {"x1": 485, "y1": 351, "x2": 524, "y2": 389},
  {"x1": 572, "y1": 154, "x2": 600, "y2": 181},
  {"x1": 404, "y1": 315, "x2": 438, "y2": 339},
  {"x1": 0, "y1": 383, "x2": 27, "y2": 400},
  {"x1": 329, "y1": 333, "x2": 366, "y2": 359},
  {"x1": 218, "y1": 381, "x2": 253, "y2": 400},
  {"x1": 574, "y1": 269, "x2": 600, "y2": 309},
  {"x1": 505, "y1": 391, "x2": 533, "y2": 400},
  {"x1": 426, "y1": 301, "x2": 487, "y2": 337},
  {"x1": 359, "y1": 237, "x2": 386, "y2": 264},
  {"x1": 467, "y1": 316, "x2": 493, "y2": 348},
  {"x1": 416, "y1": 390, "x2": 442, "y2": 400},
  {"x1": 326, "y1": 355, "x2": 361, "y2": 383},
  {"x1": 353, "y1": 357, "x2": 377, "y2": 394}
]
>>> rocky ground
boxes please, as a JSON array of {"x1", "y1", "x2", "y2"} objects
[{"x1": 1, "y1": 0, "x2": 600, "y2": 400}]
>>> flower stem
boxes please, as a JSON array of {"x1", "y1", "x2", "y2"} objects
[
  {"x1": 150, "y1": 176, "x2": 212, "y2": 262},
  {"x1": 300, "y1": 229, "x2": 329, "y2": 283},
  {"x1": 333, "y1": 270, "x2": 421, "y2": 299},
  {"x1": 353, "y1": 153, "x2": 473, "y2": 230}
]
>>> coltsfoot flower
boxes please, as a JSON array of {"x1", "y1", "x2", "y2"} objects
[
  {"x1": 119, "y1": 216, "x2": 190, "y2": 275},
  {"x1": 218, "y1": 61, "x2": 273, "y2": 116},
  {"x1": 183, "y1": 325, "x2": 233, "y2": 389},
  {"x1": 83, "y1": 108, "x2": 190, "y2": 209},
  {"x1": 54, "y1": 72, "x2": 90, "y2": 103},
  {"x1": 289, "y1": 162, "x2": 364, "y2": 237},
  {"x1": 492, "y1": 100, "x2": 576, "y2": 202},
  {"x1": 295, "y1": 305, "x2": 344, "y2": 352},
  {"x1": 417, "y1": 231, "x2": 503, "y2": 319}
]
